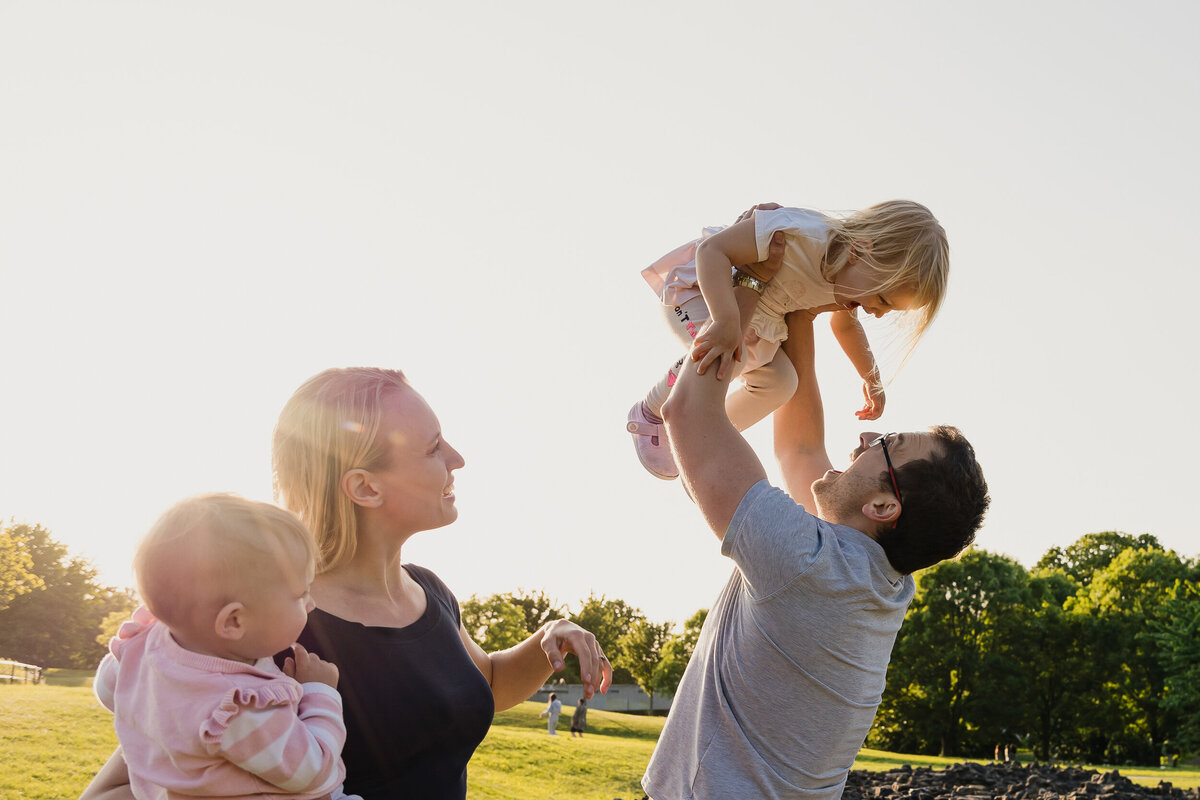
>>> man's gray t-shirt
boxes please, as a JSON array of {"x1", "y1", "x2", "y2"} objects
[{"x1": 642, "y1": 480, "x2": 915, "y2": 800}]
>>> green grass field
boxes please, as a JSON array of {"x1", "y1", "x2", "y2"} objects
[
  {"x1": 1, "y1": 680, "x2": 120, "y2": 800},
  {"x1": 3, "y1": 680, "x2": 1197, "y2": 799}
]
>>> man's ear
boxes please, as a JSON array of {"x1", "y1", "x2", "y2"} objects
[
  {"x1": 342, "y1": 468, "x2": 384, "y2": 509},
  {"x1": 215, "y1": 602, "x2": 246, "y2": 641},
  {"x1": 862, "y1": 494, "x2": 901, "y2": 528}
]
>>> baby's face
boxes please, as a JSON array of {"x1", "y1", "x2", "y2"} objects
[{"x1": 239, "y1": 541, "x2": 315, "y2": 660}]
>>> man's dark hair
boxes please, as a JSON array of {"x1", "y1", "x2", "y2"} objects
[{"x1": 874, "y1": 425, "x2": 989, "y2": 575}]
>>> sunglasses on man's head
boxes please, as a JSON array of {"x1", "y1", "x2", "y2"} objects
[{"x1": 868, "y1": 433, "x2": 903, "y2": 506}]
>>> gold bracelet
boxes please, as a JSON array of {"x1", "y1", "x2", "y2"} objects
[{"x1": 732, "y1": 270, "x2": 767, "y2": 294}]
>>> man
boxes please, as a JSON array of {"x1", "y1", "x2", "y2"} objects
[{"x1": 641, "y1": 257, "x2": 989, "y2": 799}]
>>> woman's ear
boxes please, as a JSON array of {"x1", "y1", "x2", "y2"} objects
[
  {"x1": 342, "y1": 468, "x2": 384, "y2": 509},
  {"x1": 214, "y1": 602, "x2": 246, "y2": 641}
]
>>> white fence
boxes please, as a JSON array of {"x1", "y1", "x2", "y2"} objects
[{"x1": 0, "y1": 659, "x2": 43, "y2": 684}]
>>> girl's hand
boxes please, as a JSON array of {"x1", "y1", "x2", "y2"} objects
[
  {"x1": 855, "y1": 381, "x2": 885, "y2": 420},
  {"x1": 283, "y1": 643, "x2": 340, "y2": 689},
  {"x1": 691, "y1": 318, "x2": 744, "y2": 380}
]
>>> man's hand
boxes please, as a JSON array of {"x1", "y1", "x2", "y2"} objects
[
  {"x1": 735, "y1": 202, "x2": 782, "y2": 223},
  {"x1": 741, "y1": 228, "x2": 787, "y2": 285},
  {"x1": 734, "y1": 204, "x2": 785, "y2": 284}
]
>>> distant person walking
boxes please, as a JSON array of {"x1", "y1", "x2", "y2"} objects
[
  {"x1": 570, "y1": 698, "x2": 587, "y2": 738},
  {"x1": 539, "y1": 693, "x2": 563, "y2": 736}
]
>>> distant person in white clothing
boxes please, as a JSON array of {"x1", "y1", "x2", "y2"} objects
[
  {"x1": 641, "y1": 246, "x2": 989, "y2": 800},
  {"x1": 539, "y1": 693, "x2": 563, "y2": 736}
]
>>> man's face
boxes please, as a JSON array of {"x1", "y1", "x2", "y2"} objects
[{"x1": 812, "y1": 431, "x2": 941, "y2": 527}]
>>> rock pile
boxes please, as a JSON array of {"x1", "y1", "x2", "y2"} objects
[{"x1": 841, "y1": 761, "x2": 1198, "y2": 800}]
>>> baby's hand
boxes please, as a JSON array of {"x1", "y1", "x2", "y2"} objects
[
  {"x1": 692, "y1": 318, "x2": 744, "y2": 380},
  {"x1": 855, "y1": 380, "x2": 885, "y2": 421},
  {"x1": 283, "y1": 643, "x2": 340, "y2": 688}
]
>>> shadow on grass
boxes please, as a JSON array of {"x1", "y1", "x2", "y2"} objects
[{"x1": 41, "y1": 668, "x2": 95, "y2": 688}]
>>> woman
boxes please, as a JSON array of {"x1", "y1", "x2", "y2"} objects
[{"x1": 82, "y1": 367, "x2": 611, "y2": 800}]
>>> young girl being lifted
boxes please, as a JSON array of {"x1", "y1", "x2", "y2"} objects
[{"x1": 628, "y1": 200, "x2": 949, "y2": 480}]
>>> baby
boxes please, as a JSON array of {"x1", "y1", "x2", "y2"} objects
[{"x1": 94, "y1": 493, "x2": 357, "y2": 800}]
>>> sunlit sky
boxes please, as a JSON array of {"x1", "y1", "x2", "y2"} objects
[{"x1": 2, "y1": 1, "x2": 1197, "y2": 627}]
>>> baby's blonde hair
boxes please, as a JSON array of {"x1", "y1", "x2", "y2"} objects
[
  {"x1": 823, "y1": 200, "x2": 949, "y2": 345},
  {"x1": 271, "y1": 367, "x2": 410, "y2": 573},
  {"x1": 134, "y1": 493, "x2": 315, "y2": 631}
]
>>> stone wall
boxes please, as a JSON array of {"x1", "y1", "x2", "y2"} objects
[
  {"x1": 842, "y1": 762, "x2": 1199, "y2": 800},
  {"x1": 614, "y1": 762, "x2": 1198, "y2": 800}
]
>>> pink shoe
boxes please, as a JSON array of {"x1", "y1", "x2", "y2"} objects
[{"x1": 626, "y1": 402, "x2": 678, "y2": 480}]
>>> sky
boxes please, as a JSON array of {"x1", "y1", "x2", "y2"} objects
[{"x1": 2, "y1": 1, "x2": 1197, "y2": 628}]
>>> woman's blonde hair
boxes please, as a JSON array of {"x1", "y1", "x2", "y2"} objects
[
  {"x1": 271, "y1": 367, "x2": 410, "y2": 573},
  {"x1": 822, "y1": 200, "x2": 949, "y2": 345},
  {"x1": 134, "y1": 493, "x2": 314, "y2": 630}
]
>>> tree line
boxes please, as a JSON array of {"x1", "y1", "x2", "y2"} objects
[
  {"x1": 458, "y1": 589, "x2": 707, "y2": 705},
  {"x1": 3, "y1": 520, "x2": 1197, "y2": 768},
  {"x1": 869, "y1": 532, "x2": 1199, "y2": 766},
  {"x1": 461, "y1": 532, "x2": 1199, "y2": 767},
  {"x1": 0, "y1": 522, "x2": 136, "y2": 669}
]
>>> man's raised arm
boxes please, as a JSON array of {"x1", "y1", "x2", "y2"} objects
[
  {"x1": 661, "y1": 310, "x2": 768, "y2": 538},
  {"x1": 774, "y1": 311, "x2": 834, "y2": 510},
  {"x1": 662, "y1": 219, "x2": 786, "y2": 539}
]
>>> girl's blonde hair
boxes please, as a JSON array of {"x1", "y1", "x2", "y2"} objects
[
  {"x1": 271, "y1": 367, "x2": 410, "y2": 573},
  {"x1": 822, "y1": 199, "x2": 949, "y2": 344},
  {"x1": 134, "y1": 493, "x2": 314, "y2": 631}
]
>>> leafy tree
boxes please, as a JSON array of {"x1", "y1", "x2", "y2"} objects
[
  {"x1": 0, "y1": 523, "x2": 136, "y2": 668},
  {"x1": 501, "y1": 589, "x2": 566, "y2": 634},
  {"x1": 1153, "y1": 579, "x2": 1200, "y2": 752},
  {"x1": 872, "y1": 550, "x2": 1030, "y2": 757},
  {"x1": 567, "y1": 592, "x2": 644, "y2": 684},
  {"x1": 1020, "y1": 570, "x2": 1091, "y2": 760},
  {"x1": 0, "y1": 526, "x2": 42, "y2": 610},
  {"x1": 1037, "y1": 532, "x2": 1162, "y2": 587},
  {"x1": 617, "y1": 618, "x2": 673, "y2": 705},
  {"x1": 459, "y1": 593, "x2": 528, "y2": 652},
  {"x1": 652, "y1": 609, "x2": 707, "y2": 697},
  {"x1": 1055, "y1": 608, "x2": 1123, "y2": 763},
  {"x1": 96, "y1": 610, "x2": 131, "y2": 649},
  {"x1": 1069, "y1": 547, "x2": 1195, "y2": 764}
]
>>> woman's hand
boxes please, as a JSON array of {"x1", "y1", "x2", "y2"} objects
[{"x1": 539, "y1": 619, "x2": 613, "y2": 699}]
